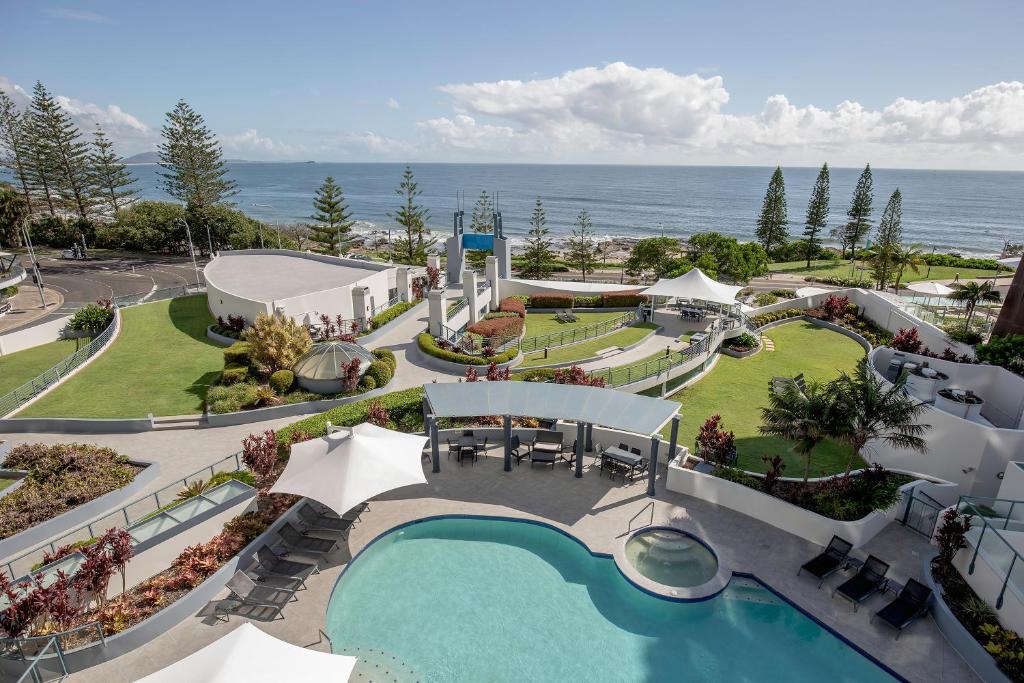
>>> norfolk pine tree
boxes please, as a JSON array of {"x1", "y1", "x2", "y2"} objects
[
  {"x1": 802, "y1": 163, "x2": 829, "y2": 267},
  {"x1": 0, "y1": 92, "x2": 34, "y2": 214},
  {"x1": 158, "y1": 100, "x2": 237, "y2": 210},
  {"x1": 755, "y1": 166, "x2": 788, "y2": 255},
  {"x1": 465, "y1": 189, "x2": 493, "y2": 268},
  {"x1": 519, "y1": 197, "x2": 554, "y2": 279},
  {"x1": 30, "y1": 81, "x2": 93, "y2": 220},
  {"x1": 388, "y1": 165, "x2": 434, "y2": 265},
  {"x1": 843, "y1": 164, "x2": 873, "y2": 260},
  {"x1": 871, "y1": 189, "x2": 903, "y2": 290},
  {"x1": 565, "y1": 209, "x2": 599, "y2": 282},
  {"x1": 89, "y1": 126, "x2": 138, "y2": 215},
  {"x1": 309, "y1": 176, "x2": 353, "y2": 254}
]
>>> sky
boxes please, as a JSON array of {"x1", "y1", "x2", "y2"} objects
[{"x1": 3, "y1": 0, "x2": 1024, "y2": 170}]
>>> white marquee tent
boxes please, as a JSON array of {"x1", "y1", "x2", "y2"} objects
[
  {"x1": 269, "y1": 422, "x2": 429, "y2": 518},
  {"x1": 136, "y1": 623, "x2": 358, "y2": 682},
  {"x1": 641, "y1": 268, "x2": 743, "y2": 306}
]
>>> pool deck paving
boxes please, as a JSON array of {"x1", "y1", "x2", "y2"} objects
[{"x1": 69, "y1": 446, "x2": 976, "y2": 683}]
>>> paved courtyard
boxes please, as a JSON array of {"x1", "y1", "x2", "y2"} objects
[{"x1": 70, "y1": 447, "x2": 976, "y2": 683}]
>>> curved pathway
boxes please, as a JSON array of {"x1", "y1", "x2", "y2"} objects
[{"x1": 575, "y1": 312, "x2": 702, "y2": 372}]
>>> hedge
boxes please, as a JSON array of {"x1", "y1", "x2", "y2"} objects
[
  {"x1": 511, "y1": 368, "x2": 556, "y2": 382},
  {"x1": 751, "y1": 308, "x2": 805, "y2": 328},
  {"x1": 529, "y1": 294, "x2": 574, "y2": 308},
  {"x1": 359, "y1": 375, "x2": 377, "y2": 391},
  {"x1": 277, "y1": 387, "x2": 426, "y2": 445},
  {"x1": 223, "y1": 342, "x2": 253, "y2": 366},
  {"x1": 269, "y1": 369, "x2": 294, "y2": 393},
  {"x1": 367, "y1": 300, "x2": 419, "y2": 331},
  {"x1": 417, "y1": 333, "x2": 518, "y2": 366},
  {"x1": 572, "y1": 295, "x2": 602, "y2": 307},
  {"x1": 601, "y1": 291, "x2": 647, "y2": 307},
  {"x1": 220, "y1": 363, "x2": 250, "y2": 385},
  {"x1": 372, "y1": 348, "x2": 397, "y2": 370},
  {"x1": 498, "y1": 297, "x2": 527, "y2": 318},
  {"x1": 365, "y1": 359, "x2": 394, "y2": 387},
  {"x1": 467, "y1": 316, "x2": 524, "y2": 338}
]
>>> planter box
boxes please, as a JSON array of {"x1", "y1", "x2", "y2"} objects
[
  {"x1": 205, "y1": 325, "x2": 241, "y2": 346},
  {"x1": 411, "y1": 343, "x2": 522, "y2": 374}
]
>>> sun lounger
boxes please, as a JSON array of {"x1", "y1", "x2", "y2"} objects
[
  {"x1": 254, "y1": 545, "x2": 319, "y2": 585},
  {"x1": 297, "y1": 503, "x2": 353, "y2": 536},
  {"x1": 222, "y1": 571, "x2": 297, "y2": 620},
  {"x1": 833, "y1": 555, "x2": 890, "y2": 611},
  {"x1": 872, "y1": 579, "x2": 932, "y2": 638},
  {"x1": 798, "y1": 536, "x2": 853, "y2": 588},
  {"x1": 278, "y1": 522, "x2": 338, "y2": 556}
]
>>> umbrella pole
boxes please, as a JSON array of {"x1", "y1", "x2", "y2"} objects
[{"x1": 430, "y1": 416, "x2": 440, "y2": 474}]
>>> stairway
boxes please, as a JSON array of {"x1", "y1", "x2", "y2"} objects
[
  {"x1": 762, "y1": 336, "x2": 776, "y2": 352},
  {"x1": 150, "y1": 414, "x2": 207, "y2": 430}
]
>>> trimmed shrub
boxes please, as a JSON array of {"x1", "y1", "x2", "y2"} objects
[
  {"x1": 223, "y1": 341, "x2": 253, "y2": 366},
  {"x1": 365, "y1": 359, "x2": 394, "y2": 387},
  {"x1": 372, "y1": 348, "x2": 397, "y2": 370},
  {"x1": 572, "y1": 295, "x2": 602, "y2": 308},
  {"x1": 359, "y1": 375, "x2": 377, "y2": 391},
  {"x1": 368, "y1": 300, "x2": 418, "y2": 330},
  {"x1": 753, "y1": 292, "x2": 778, "y2": 306},
  {"x1": 467, "y1": 316, "x2": 524, "y2": 338},
  {"x1": 751, "y1": 308, "x2": 805, "y2": 328},
  {"x1": 511, "y1": 367, "x2": 557, "y2": 382},
  {"x1": 207, "y1": 383, "x2": 260, "y2": 413},
  {"x1": 220, "y1": 363, "x2": 250, "y2": 385},
  {"x1": 269, "y1": 369, "x2": 295, "y2": 394},
  {"x1": 417, "y1": 333, "x2": 517, "y2": 366},
  {"x1": 508, "y1": 295, "x2": 530, "y2": 305},
  {"x1": 976, "y1": 334, "x2": 1024, "y2": 376},
  {"x1": 601, "y1": 291, "x2": 647, "y2": 307},
  {"x1": 68, "y1": 302, "x2": 114, "y2": 333},
  {"x1": 498, "y1": 297, "x2": 527, "y2": 318},
  {"x1": 529, "y1": 293, "x2": 574, "y2": 308},
  {"x1": 278, "y1": 387, "x2": 426, "y2": 445}
]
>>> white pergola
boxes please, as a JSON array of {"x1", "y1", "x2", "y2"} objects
[{"x1": 641, "y1": 268, "x2": 742, "y2": 307}]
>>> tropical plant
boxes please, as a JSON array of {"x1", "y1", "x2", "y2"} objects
[
  {"x1": 241, "y1": 430, "x2": 279, "y2": 483},
  {"x1": 975, "y1": 334, "x2": 1024, "y2": 375},
  {"x1": 828, "y1": 359, "x2": 930, "y2": 476},
  {"x1": 552, "y1": 364, "x2": 606, "y2": 387},
  {"x1": 891, "y1": 243, "x2": 924, "y2": 292},
  {"x1": 695, "y1": 414, "x2": 737, "y2": 466},
  {"x1": 367, "y1": 400, "x2": 390, "y2": 427},
  {"x1": 890, "y1": 327, "x2": 923, "y2": 353},
  {"x1": 948, "y1": 280, "x2": 1001, "y2": 332},
  {"x1": 759, "y1": 381, "x2": 833, "y2": 481},
  {"x1": 243, "y1": 312, "x2": 312, "y2": 373},
  {"x1": 761, "y1": 455, "x2": 786, "y2": 494}
]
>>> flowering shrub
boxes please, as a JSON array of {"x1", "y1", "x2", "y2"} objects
[
  {"x1": 0, "y1": 444, "x2": 140, "y2": 539},
  {"x1": 553, "y1": 364, "x2": 606, "y2": 388},
  {"x1": 891, "y1": 327, "x2": 923, "y2": 353},
  {"x1": 464, "y1": 366, "x2": 479, "y2": 382},
  {"x1": 498, "y1": 297, "x2": 526, "y2": 318},
  {"x1": 242, "y1": 430, "x2": 278, "y2": 483},
  {"x1": 695, "y1": 415, "x2": 736, "y2": 466}
]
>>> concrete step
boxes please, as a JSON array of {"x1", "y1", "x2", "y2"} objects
[{"x1": 151, "y1": 414, "x2": 207, "y2": 430}]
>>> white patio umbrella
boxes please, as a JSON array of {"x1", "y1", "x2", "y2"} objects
[
  {"x1": 135, "y1": 622, "x2": 357, "y2": 682},
  {"x1": 269, "y1": 422, "x2": 429, "y2": 518},
  {"x1": 998, "y1": 256, "x2": 1020, "y2": 269},
  {"x1": 907, "y1": 281, "x2": 955, "y2": 297}
]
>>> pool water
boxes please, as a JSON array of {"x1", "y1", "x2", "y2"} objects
[
  {"x1": 325, "y1": 517, "x2": 898, "y2": 683},
  {"x1": 625, "y1": 528, "x2": 719, "y2": 588}
]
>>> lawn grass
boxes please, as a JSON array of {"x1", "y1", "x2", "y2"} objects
[
  {"x1": 0, "y1": 479, "x2": 15, "y2": 492},
  {"x1": 524, "y1": 311, "x2": 628, "y2": 339},
  {"x1": 19, "y1": 295, "x2": 224, "y2": 418},
  {"x1": 651, "y1": 321, "x2": 867, "y2": 475},
  {"x1": 519, "y1": 322, "x2": 658, "y2": 368},
  {"x1": 0, "y1": 337, "x2": 94, "y2": 396},
  {"x1": 769, "y1": 259, "x2": 1004, "y2": 284}
]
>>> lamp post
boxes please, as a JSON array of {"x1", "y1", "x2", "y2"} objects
[
  {"x1": 251, "y1": 204, "x2": 282, "y2": 249},
  {"x1": 175, "y1": 218, "x2": 202, "y2": 288},
  {"x1": 20, "y1": 216, "x2": 46, "y2": 307}
]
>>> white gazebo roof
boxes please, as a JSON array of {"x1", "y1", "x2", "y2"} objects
[
  {"x1": 907, "y1": 281, "x2": 955, "y2": 296},
  {"x1": 136, "y1": 622, "x2": 357, "y2": 682},
  {"x1": 641, "y1": 268, "x2": 742, "y2": 305},
  {"x1": 269, "y1": 422, "x2": 428, "y2": 518}
]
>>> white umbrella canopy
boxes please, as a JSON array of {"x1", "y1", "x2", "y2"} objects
[
  {"x1": 270, "y1": 422, "x2": 429, "y2": 518},
  {"x1": 907, "y1": 281, "x2": 955, "y2": 296},
  {"x1": 136, "y1": 622, "x2": 357, "y2": 682},
  {"x1": 998, "y1": 256, "x2": 1020, "y2": 269},
  {"x1": 641, "y1": 268, "x2": 742, "y2": 305}
]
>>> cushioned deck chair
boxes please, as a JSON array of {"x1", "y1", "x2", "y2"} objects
[
  {"x1": 872, "y1": 579, "x2": 932, "y2": 638},
  {"x1": 310, "y1": 500, "x2": 367, "y2": 522},
  {"x1": 222, "y1": 570, "x2": 297, "y2": 621},
  {"x1": 833, "y1": 555, "x2": 890, "y2": 611},
  {"x1": 510, "y1": 435, "x2": 530, "y2": 465},
  {"x1": 254, "y1": 545, "x2": 319, "y2": 586},
  {"x1": 297, "y1": 503, "x2": 353, "y2": 536},
  {"x1": 278, "y1": 522, "x2": 338, "y2": 556},
  {"x1": 797, "y1": 536, "x2": 853, "y2": 588}
]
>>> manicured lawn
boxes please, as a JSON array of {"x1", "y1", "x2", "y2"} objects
[
  {"x1": 651, "y1": 321, "x2": 867, "y2": 475},
  {"x1": 519, "y1": 323, "x2": 658, "y2": 368},
  {"x1": 0, "y1": 478, "x2": 15, "y2": 492},
  {"x1": 20, "y1": 295, "x2": 224, "y2": 418},
  {"x1": 0, "y1": 337, "x2": 93, "y2": 396},
  {"x1": 524, "y1": 311, "x2": 628, "y2": 339},
  {"x1": 769, "y1": 259, "x2": 1005, "y2": 284}
]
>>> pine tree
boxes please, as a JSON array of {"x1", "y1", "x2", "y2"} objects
[
  {"x1": 30, "y1": 81, "x2": 93, "y2": 220},
  {"x1": 802, "y1": 163, "x2": 829, "y2": 267},
  {"x1": 871, "y1": 189, "x2": 903, "y2": 290},
  {"x1": 842, "y1": 164, "x2": 873, "y2": 259},
  {"x1": 158, "y1": 100, "x2": 237, "y2": 210},
  {"x1": 23, "y1": 108, "x2": 58, "y2": 216},
  {"x1": 388, "y1": 165, "x2": 434, "y2": 265},
  {"x1": 466, "y1": 189, "x2": 493, "y2": 268},
  {"x1": 565, "y1": 209, "x2": 599, "y2": 282},
  {"x1": 0, "y1": 92, "x2": 35, "y2": 214},
  {"x1": 520, "y1": 197, "x2": 554, "y2": 279},
  {"x1": 89, "y1": 126, "x2": 137, "y2": 215},
  {"x1": 755, "y1": 166, "x2": 788, "y2": 255},
  {"x1": 309, "y1": 176, "x2": 353, "y2": 254}
]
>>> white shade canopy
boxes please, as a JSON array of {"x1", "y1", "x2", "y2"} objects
[
  {"x1": 795, "y1": 286, "x2": 831, "y2": 298},
  {"x1": 998, "y1": 256, "x2": 1020, "y2": 269},
  {"x1": 641, "y1": 268, "x2": 742, "y2": 305},
  {"x1": 270, "y1": 422, "x2": 429, "y2": 518},
  {"x1": 907, "y1": 281, "x2": 955, "y2": 296},
  {"x1": 135, "y1": 623, "x2": 357, "y2": 683}
]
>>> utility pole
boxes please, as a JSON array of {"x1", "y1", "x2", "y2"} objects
[
  {"x1": 20, "y1": 217, "x2": 46, "y2": 307},
  {"x1": 176, "y1": 218, "x2": 202, "y2": 288},
  {"x1": 252, "y1": 204, "x2": 282, "y2": 249}
]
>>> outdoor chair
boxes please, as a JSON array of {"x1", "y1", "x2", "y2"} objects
[
  {"x1": 618, "y1": 443, "x2": 629, "y2": 451},
  {"x1": 222, "y1": 570, "x2": 297, "y2": 621},
  {"x1": 278, "y1": 522, "x2": 338, "y2": 556},
  {"x1": 794, "y1": 373, "x2": 807, "y2": 393},
  {"x1": 872, "y1": 579, "x2": 932, "y2": 638},
  {"x1": 254, "y1": 545, "x2": 319, "y2": 585},
  {"x1": 310, "y1": 500, "x2": 367, "y2": 523},
  {"x1": 476, "y1": 437, "x2": 489, "y2": 456},
  {"x1": 833, "y1": 555, "x2": 890, "y2": 611},
  {"x1": 797, "y1": 536, "x2": 853, "y2": 588},
  {"x1": 511, "y1": 436, "x2": 530, "y2": 465},
  {"x1": 459, "y1": 445, "x2": 476, "y2": 466},
  {"x1": 297, "y1": 503, "x2": 353, "y2": 537},
  {"x1": 447, "y1": 439, "x2": 459, "y2": 460},
  {"x1": 630, "y1": 447, "x2": 648, "y2": 475}
]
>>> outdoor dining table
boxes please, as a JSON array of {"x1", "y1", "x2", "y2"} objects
[{"x1": 601, "y1": 446, "x2": 643, "y2": 479}]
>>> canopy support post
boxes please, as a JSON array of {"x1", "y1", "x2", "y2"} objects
[
  {"x1": 667, "y1": 415, "x2": 680, "y2": 476},
  {"x1": 503, "y1": 414, "x2": 512, "y2": 472},
  {"x1": 574, "y1": 422, "x2": 586, "y2": 478},
  {"x1": 647, "y1": 434, "x2": 661, "y2": 496},
  {"x1": 429, "y1": 415, "x2": 440, "y2": 474},
  {"x1": 585, "y1": 423, "x2": 593, "y2": 452}
]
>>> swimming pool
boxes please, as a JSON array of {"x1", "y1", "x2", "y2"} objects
[{"x1": 325, "y1": 517, "x2": 900, "y2": 682}]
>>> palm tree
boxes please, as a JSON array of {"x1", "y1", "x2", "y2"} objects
[
  {"x1": 891, "y1": 243, "x2": 924, "y2": 293},
  {"x1": 948, "y1": 281, "x2": 1001, "y2": 332},
  {"x1": 828, "y1": 359, "x2": 930, "y2": 477},
  {"x1": 759, "y1": 380, "x2": 833, "y2": 482}
]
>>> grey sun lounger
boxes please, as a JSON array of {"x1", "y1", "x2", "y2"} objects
[
  {"x1": 255, "y1": 545, "x2": 319, "y2": 585},
  {"x1": 798, "y1": 536, "x2": 853, "y2": 588},
  {"x1": 222, "y1": 570, "x2": 297, "y2": 620},
  {"x1": 278, "y1": 522, "x2": 338, "y2": 556},
  {"x1": 872, "y1": 579, "x2": 932, "y2": 638},
  {"x1": 833, "y1": 555, "x2": 890, "y2": 611},
  {"x1": 297, "y1": 504, "x2": 353, "y2": 536}
]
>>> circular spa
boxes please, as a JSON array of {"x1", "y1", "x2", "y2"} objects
[{"x1": 625, "y1": 527, "x2": 719, "y2": 588}]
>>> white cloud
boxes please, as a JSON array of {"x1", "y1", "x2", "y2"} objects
[
  {"x1": 427, "y1": 63, "x2": 1024, "y2": 168},
  {"x1": 386, "y1": 97, "x2": 400, "y2": 110},
  {"x1": 40, "y1": 8, "x2": 113, "y2": 23},
  {"x1": 222, "y1": 128, "x2": 304, "y2": 157}
]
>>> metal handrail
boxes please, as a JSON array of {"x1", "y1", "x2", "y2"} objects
[
  {"x1": 588, "y1": 327, "x2": 720, "y2": 388},
  {"x1": 958, "y1": 497, "x2": 1024, "y2": 609},
  {"x1": 476, "y1": 279, "x2": 491, "y2": 295},
  {"x1": 2, "y1": 451, "x2": 244, "y2": 581},
  {"x1": 12, "y1": 635, "x2": 66, "y2": 682},
  {"x1": 3, "y1": 621, "x2": 103, "y2": 669},
  {"x1": 446, "y1": 297, "x2": 468, "y2": 319},
  {"x1": 627, "y1": 501, "x2": 655, "y2": 532}
]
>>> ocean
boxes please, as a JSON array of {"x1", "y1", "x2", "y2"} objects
[{"x1": 60, "y1": 163, "x2": 1024, "y2": 256}]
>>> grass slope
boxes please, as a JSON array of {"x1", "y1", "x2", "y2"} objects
[
  {"x1": 519, "y1": 323, "x2": 658, "y2": 368},
  {"x1": 524, "y1": 311, "x2": 628, "y2": 339},
  {"x1": 769, "y1": 259, "x2": 1003, "y2": 284},
  {"x1": 654, "y1": 321, "x2": 867, "y2": 475},
  {"x1": 20, "y1": 295, "x2": 223, "y2": 418},
  {"x1": 0, "y1": 337, "x2": 93, "y2": 396}
]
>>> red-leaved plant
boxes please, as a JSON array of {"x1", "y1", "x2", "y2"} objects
[
  {"x1": 486, "y1": 362, "x2": 510, "y2": 382},
  {"x1": 553, "y1": 364, "x2": 606, "y2": 388},
  {"x1": 242, "y1": 430, "x2": 279, "y2": 483},
  {"x1": 821, "y1": 294, "x2": 851, "y2": 321},
  {"x1": 891, "y1": 327, "x2": 923, "y2": 353},
  {"x1": 695, "y1": 415, "x2": 737, "y2": 466},
  {"x1": 367, "y1": 400, "x2": 389, "y2": 427}
]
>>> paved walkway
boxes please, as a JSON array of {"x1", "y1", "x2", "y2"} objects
[
  {"x1": 0, "y1": 285, "x2": 63, "y2": 333},
  {"x1": 575, "y1": 311, "x2": 706, "y2": 372},
  {"x1": 69, "y1": 449, "x2": 975, "y2": 683},
  {"x1": 363, "y1": 304, "x2": 465, "y2": 388}
]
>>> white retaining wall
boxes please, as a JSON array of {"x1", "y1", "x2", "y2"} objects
[{"x1": 0, "y1": 314, "x2": 73, "y2": 355}]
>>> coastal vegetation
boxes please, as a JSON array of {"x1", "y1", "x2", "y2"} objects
[
  {"x1": 519, "y1": 197, "x2": 556, "y2": 279},
  {"x1": 309, "y1": 176, "x2": 355, "y2": 254}
]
